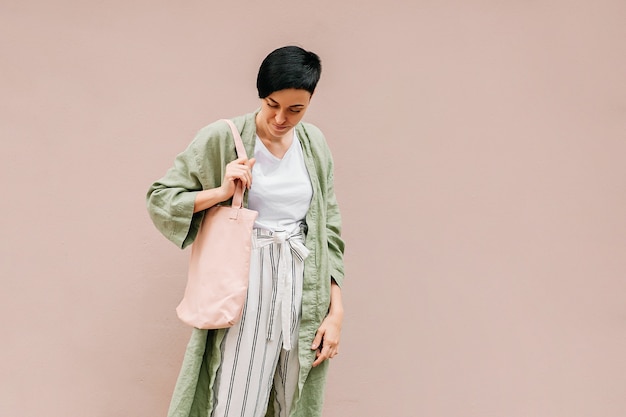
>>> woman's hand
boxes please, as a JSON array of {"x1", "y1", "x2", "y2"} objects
[
  {"x1": 220, "y1": 157, "x2": 256, "y2": 198},
  {"x1": 311, "y1": 280, "x2": 344, "y2": 367},
  {"x1": 311, "y1": 312, "x2": 342, "y2": 367},
  {"x1": 193, "y1": 157, "x2": 255, "y2": 213}
]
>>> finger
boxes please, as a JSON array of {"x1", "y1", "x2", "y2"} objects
[
  {"x1": 311, "y1": 331, "x2": 323, "y2": 351},
  {"x1": 228, "y1": 157, "x2": 246, "y2": 167},
  {"x1": 230, "y1": 164, "x2": 251, "y2": 185},
  {"x1": 312, "y1": 352, "x2": 324, "y2": 367},
  {"x1": 225, "y1": 161, "x2": 243, "y2": 178},
  {"x1": 312, "y1": 347, "x2": 330, "y2": 367},
  {"x1": 246, "y1": 158, "x2": 255, "y2": 188},
  {"x1": 246, "y1": 167, "x2": 253, "y2": 189},
  {"x1": 321, "y1": 344, "x2": 333, "y2": 358},
  {"x1": 329, "y1": 346, "x2": 339, "y2": 358}
]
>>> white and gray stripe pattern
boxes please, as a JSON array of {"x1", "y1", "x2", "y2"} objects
[{"x1": 211, "y1": 228, "x2": 308, "y2": 417}]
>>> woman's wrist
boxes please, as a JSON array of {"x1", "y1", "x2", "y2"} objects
[
  {"x1": 327, "y1": 306, "x2": 344, "y2": 321},
  {"x1": 328, "y1": 280, "x2": 344, "y2": 318},
  {"x1": 193, "y1": 187, "x2": 230, "y2": 213}
]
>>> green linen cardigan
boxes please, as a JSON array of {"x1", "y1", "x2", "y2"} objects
[{"x1": 146, "y1": 111, "x2": 345, "y2": 417}]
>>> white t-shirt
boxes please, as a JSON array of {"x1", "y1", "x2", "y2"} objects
[{"x1": 248, "y1": 131, "x2": 313, "y2": 233}]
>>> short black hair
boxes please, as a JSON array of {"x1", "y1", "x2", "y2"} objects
[{"x1": 256, "y1": 46, "x2": 322, "y2": 98}]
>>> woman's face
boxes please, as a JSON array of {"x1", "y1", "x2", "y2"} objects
[{"x1": 256, "y1": 88, "x2": 312, "y2": 141}]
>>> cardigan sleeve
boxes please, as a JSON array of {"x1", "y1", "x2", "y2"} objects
[
  {"x1": 146, "y1": 140, "x2": 206, "y2": 249},
  {"x1": 323, "y1": 155, "x2": 346, "y2": 287}
]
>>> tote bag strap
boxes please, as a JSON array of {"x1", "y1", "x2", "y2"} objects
[{"x1": 222, "y1": 119, "x2": 248, "y2": 209}]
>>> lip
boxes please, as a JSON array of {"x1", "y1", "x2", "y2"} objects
[{"x1": 271, "y1": 124, "x2": 290, "y2": 132}]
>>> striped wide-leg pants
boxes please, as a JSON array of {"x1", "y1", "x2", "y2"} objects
[{"x1": 211, "y1": 228, "x2": 309, "y2": 417}]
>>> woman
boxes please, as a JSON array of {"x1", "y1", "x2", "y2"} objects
[{"x1": 147, "y1": 46, "x2": 345, "y2": 417}]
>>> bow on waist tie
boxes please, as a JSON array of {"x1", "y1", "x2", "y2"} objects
[{"x1": 253, "y1": 229, "x2": 309, "y2": 351}]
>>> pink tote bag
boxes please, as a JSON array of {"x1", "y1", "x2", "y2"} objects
[{"x1": 176, "y1": 119, "x2": 258, "y2": 329}]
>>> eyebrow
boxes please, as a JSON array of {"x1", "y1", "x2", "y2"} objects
[{"x1": 267, "y1": 97, "x2": 305, "y2": 108}]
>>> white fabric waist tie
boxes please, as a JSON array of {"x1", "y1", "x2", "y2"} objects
[{"x1": 252, "y1": 228, "x2": 309, "y2": 351}]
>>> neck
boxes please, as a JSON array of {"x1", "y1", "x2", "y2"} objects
[
  {"x1": 256, "y1": 114, "x2": 294, "y2": 144},
  {"x1": 256, "y1": 130, "x2": 294, "y2": 160}
]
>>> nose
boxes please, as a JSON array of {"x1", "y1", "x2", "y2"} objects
[{"x1": 275, "y1": 110, "x2": 287, "y2": 124}]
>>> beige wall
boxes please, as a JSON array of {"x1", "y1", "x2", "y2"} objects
[{"x1": 2, "y1": 1, "x2": 625, "y2": 416}]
